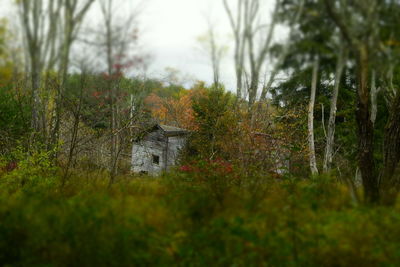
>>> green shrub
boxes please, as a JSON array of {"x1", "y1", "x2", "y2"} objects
[
  {"x1": 1, "y1": 170, "x2": 400, "y2": 266},
  {"x1": 0, "y1": 146, "x2": 59, "y2": 193}
]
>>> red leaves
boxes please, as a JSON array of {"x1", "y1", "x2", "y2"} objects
[
  {"x1": 101, "y1": 72, "x2": 123, "y2": 81},
  {"x1": 211, "y1": 158, "x2": 233, "y2": 173},
  {"x1": 92, "y1": 91, "x2": 102, "y2": 98},
  {"x1": 113, "y1": 63, "x2": 123, "y2": 71},
  {"x1": 2, "y1": 161, "x2": 18, "y2": 173},
  {"x1": 179, "y1": 158, "x2": 233, "y2": 174},
  {"x1": 179, "y1": 165, "x2": 193, "y2": 172},
  {"x1": 145, "y1": 90, "x2": 202, "y2": 131}
]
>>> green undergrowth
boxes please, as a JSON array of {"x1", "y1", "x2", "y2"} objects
[{"x1": 0, "y1": 159, "x2": 400, "y2": 266}]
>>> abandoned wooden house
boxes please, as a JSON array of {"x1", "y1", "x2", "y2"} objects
[{"x1": 131, "y1": 124, "x2": 188, "y2": 175}]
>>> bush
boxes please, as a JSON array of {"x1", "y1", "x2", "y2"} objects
[
  {"x1": 1, "y1": 170, "x2": 400, "y2": 266},
  {"x1": 0, "y1": 87, "x2": 31, "y2": 154},
  {"x1": 0, "y1": 146, "x2": 59, "y2": 193},
  {"x1": 173, "y1": 158, "x2": 238, "y2": 205}
]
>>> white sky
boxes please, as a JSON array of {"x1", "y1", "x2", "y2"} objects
[
  {"x1": 139, "y1": 0, "x2": 236, "y2": 89},
  {"x1": 1, "y1": 0, "x2": 284, "y2": 91},
  {"x1": 139, "y1": 0, "x2": 284, "y2": 90}
]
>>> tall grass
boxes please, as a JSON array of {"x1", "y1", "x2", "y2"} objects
[{"x1": 0, "y1": 157, "x2": 400, "y2": 266}]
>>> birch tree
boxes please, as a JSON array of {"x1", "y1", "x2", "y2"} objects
[
  {"x1": 223, "y1": 0, "x2": 246, "y2": 98},
  {"x1": 223, "y1": 0, "x2": 306, "y2": 108},
  {"x1": 59, "y1": 0, "x2": 96, "y2": 85},
  {"x1": 244, "y1": 0, "x2": 280, "y2": 106},
  {"x1": 324, "y1": 0, "x2": 400, "y2": 203},
  {"x1": 18, "y1": 0, "x2": 61, "y2": 135},
  {"x1": 18, "y1": 0, "x2": 94, "y2": 143},
  {"x1": 95, "y1": 0, "x2": 142, "y2": 184},
  {"x1": 308, "y1": 57, "x2": 319, "y2": 175},
  {"x1": 51, "y1": 0, "x2": 95, "y2": 147},
  {"x1": 323, "y1": 45, "x2": 347, "y2": 172},
  {"x1": 260, "y1": 0, "x2": 305, "y2": 100},
  {"x1": 223, "y1": 0, "x2": 279, "y2": 103}
]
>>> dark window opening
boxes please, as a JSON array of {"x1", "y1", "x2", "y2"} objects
[{"x1": 152, "y1": 155, "x2": 160, "y2": 165}]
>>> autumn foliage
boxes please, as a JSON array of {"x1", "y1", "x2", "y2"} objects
[{"x1": 145, "y1": 83, "x2": 206, "y2": 131}]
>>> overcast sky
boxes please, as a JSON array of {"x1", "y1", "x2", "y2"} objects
[
  {"x1": 2, "y1": 0, "x2": 282, "y2": 91},
  {"x1": 139, "y1": 0, "x2": 237, "y2": 89},
  {"x1": 138, "y1": 0, "x2": 282, "y2": 90}
]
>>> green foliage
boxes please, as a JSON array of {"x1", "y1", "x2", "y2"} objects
[
  {"x1": 0, "y1": 18, "x2": 9, "y2": 62},
  {"x1": 0, "y1": 88, "x2": 31, "y2": 154},
  {"x1": 189, "y1": 86, "x2": 236, "y2": 159},
  {"x1": 63, "y1": 73, "x2": 187, "y2": 131},
  {"x1": 1, "y1": 146, "x2": 59, "y2": 193},
  {"x1": 1, "y1": 170, "x2": 400, "y2": 266},
  {"x1": 169, "y1": 158, "x2": 237, "y2": 206}
]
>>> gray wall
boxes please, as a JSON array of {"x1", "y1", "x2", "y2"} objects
[{"x1": 131, "y1": 132, "x2": 186, "y2": 175}]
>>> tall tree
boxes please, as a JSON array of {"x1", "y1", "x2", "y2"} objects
[
  {"x1": 243, "y1": 0, "x2": 280, "y2": 106},
  {"x1": 18, "y1": 0, "x2": 94, "y2": 143},
  {"x1": 96, "y1": 0, "x2": 142, "y2": 184},
  {"x1": 197, "y1": 19, "x2": 227, "y2": 88},
  {"x1": 323, "y1": 44, "x2": 347, "y2": 172},
  {"x1": 223, "y1": 0, "x2": 246, "y2": 98},
  {"x1": 59, "y1": 0, "x2": 95, "y2": 85},
  {"x1": 224, "y1": 0, "x2": 307, "y2": 108},
  {"x1": 223, "y1": 0, "x2": 281, "y2": 105},
  {"x1": 51, "y1": 0, "x2": 95, "y2": 148},
  {"x1": 308, "y1": 57, "x2": 319, "y2": 175},
  {"x1": 18, "y1": 0, "x2": 61, "y2": 135},
  {"x1": 323, "y1": 0, "x2": 400, "y2": 203},
  {"x1": 272, "y1": 0, "x2": 338, "y2": 174},
  {"x1": 260, "y1": 0, "x2": 305, "y2": 100}
]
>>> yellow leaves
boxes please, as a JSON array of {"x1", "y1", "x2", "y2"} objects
[
  {"x1": 145, "y1": 89, "x2": 201, "y2": 131},
  {"x1": 0, "y1": 18, "x2": 17, "y2": 87},
  {"x1": 0, "y1": 64, "x2": 13, "y2": 86},
  {"x1": 0, "y1": 18, "x2": 11, "y2": 59},
  {"x1": 166, "y1": 231, "x2": 187, "y2": 257},
  {"x1": 385, "y1": 39, "x2": 400, "y2": 47},
  {"x1": 307, "y1": 9, "x2": 320, "y2": 17}
]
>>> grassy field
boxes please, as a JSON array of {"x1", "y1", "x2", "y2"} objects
[{"x1": 1, "y1": 161, "x2": 400, "y2": 267}]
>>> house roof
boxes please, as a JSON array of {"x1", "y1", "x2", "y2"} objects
[{"x1": 157, "y1": 124, "x2": 188, "y2": 136}]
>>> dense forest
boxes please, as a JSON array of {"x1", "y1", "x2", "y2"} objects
[{"x1": 1, "y1": 0, "x2": 400, "y2": 266}]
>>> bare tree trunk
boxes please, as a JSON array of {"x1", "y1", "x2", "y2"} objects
[
  {"x1": 208, "y1": 25, "x2": 221, "y2": 87},
  {"x1": 308, "y1": 58, "x2": 319, "y2": 175},
  {"x1": 30, "y1": 58, "x2": 44, "y2": 134},
  {"x1": 323, "y1": 46, "x2": 346, "y2": 172},
  {"x1": 100, "y1": 0, "x2": 119, "y2": 185},
  {"x1": 52, "y1": 0, "x2": 95, "y2": 149},
  {"x1": 247, "y1": 71, "x2": 259, "y2": 107},
  {"x1": 323, "y1": 0, "x2": 381, "y2": 203},
  {"x1": 19, "y1": 0, "x2": 94, "y2": 146},
  {"x1": 223, "y1": 0, "x2": 245, "y2": 98},
  {"x1": 90, "y1": 0, "x2": 141, "y2": 185},
  {"x1": 260, "y1": 0, "x2": 305, "y2": 100},
  {"x1": 109, "y1": 88, "x2": 118, "y2": 184},
  {"x1": 356, "y1": 46, "x2": 379, "y2": 203},
  {"x1": 245, "y1": 0, "x2": 279, "y2": 107},
  {"x1": 380, "y1": 92, "x2": 400, "y2": 204},
  {"x1": 370, "y1": 70, "x2": 380, "y2": 125},
  {"x1": 199, "y1": 18, "x2": 226, "y2": 89},
  {"x1": 62, "y1": 72, "x2": 86, "y2": 186},
  {"x1": 19, "y1": 0, "x2": 45, "y2": 135},
  {"x1": 99, "y1": 0, "x2": 132, "y2": 185}
]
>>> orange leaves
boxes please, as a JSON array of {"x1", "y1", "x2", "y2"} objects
[{"x1": 145, "y1": 89, "x2": 205, "y2": 131}]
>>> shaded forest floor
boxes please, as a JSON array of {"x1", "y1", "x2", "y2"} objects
[{"x1": 1, "y1": 164, "x2": 400, "y2": 267}]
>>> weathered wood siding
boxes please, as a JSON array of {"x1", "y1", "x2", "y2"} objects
[{"x1": 131, "y1": 129, "x2": 186, "y2": 175}]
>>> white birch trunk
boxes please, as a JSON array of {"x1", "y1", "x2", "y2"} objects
[
  {"x1": 370, "y1": 70, "x2": 381, "y2": 125},
  {"x1": 323, "y1": 47, "x2": 346, "y2": 172},
  {"x1": 308, "y1": 58, "x2": 319, "y2": 175}
]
